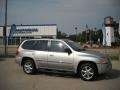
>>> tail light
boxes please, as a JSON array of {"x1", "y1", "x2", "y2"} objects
[{"x1": 16, "y1": 48, "x2": 19, "y2": 56}]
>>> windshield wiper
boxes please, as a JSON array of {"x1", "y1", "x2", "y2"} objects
[{"x1": 75, "y1": 48, "x2": 85, "y2": 51}]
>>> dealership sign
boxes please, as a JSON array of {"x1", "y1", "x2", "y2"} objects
[{"x1": 9, "y1": 24, "x2": 38, "y2": 37}]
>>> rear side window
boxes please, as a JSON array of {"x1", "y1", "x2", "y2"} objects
[{"x1": 22, "y1": 40, "x2": 48, "y2": 51}]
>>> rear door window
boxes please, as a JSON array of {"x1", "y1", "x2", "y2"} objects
[{"x1": 49, "y1": 41, "x2": 69, "y2": 52}]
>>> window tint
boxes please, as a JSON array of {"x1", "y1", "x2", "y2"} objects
[
  {"x1": 22, "y1": 40, "x2": 48, "y2": 51},
  {"x1": 49, "y1": 41, "x2": 69, "y2": 52},
  {"x1": 39, "y1": 40, "x2": 48, "y2": 51}
]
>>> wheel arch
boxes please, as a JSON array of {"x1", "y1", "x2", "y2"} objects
[
  {"x1": 21, "y1": 57, "x2": 36, "y2": 67},
  {"x1": 77, "y1": 61, "x2": 98, "y2": 74}
]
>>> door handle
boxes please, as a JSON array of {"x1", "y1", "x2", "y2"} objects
[
  {"x1": 32, "y1": 52, "x2": 35, "y2": 55},
  {"x1": 59, "y1": 60, "x2": 63, "y2": 63},
  {"x1": 49, "y1": 54, "x2": 54, "y2": 56}
]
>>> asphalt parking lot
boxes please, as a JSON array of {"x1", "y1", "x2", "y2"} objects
[{"x1": 0, "y1": 58, "x2": 120, "y2": 90}]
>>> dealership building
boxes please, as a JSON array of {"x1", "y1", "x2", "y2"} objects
[{"x1": 0, "y1": 24, "x2": 57, "y2": 45}]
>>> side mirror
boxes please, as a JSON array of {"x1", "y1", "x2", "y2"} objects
[{"x1": 65, "y1": 48, "x2": 72, "y2": 54}]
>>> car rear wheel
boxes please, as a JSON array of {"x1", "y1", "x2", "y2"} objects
[
  {"x1": 79, "y1": 63, "x2": 97, "y2": 81},
  {"x1": 23, "y1": 60, "x2": 36, "y2": 74}
]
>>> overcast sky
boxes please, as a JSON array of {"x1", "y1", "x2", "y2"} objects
[{"x1": 0, "y1": 0, "x2": 120, "y2": 34}]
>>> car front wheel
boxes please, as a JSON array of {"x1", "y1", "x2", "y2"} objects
[{"x1": 79, "y1": 63, "x2": 97, "y2": 81}]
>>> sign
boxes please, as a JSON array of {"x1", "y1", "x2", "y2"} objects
[
  {"x1": 9, "y1": 24, "x2": 38, "y2": 37},
  {"x1": 14, "y1": 28, "x2": 38, "y2": 34},
  {"x1": 9, "y1": 24, "x2": 16, "y2": 37}
]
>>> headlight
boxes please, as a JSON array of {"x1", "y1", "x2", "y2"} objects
[{"x1": 98, "y1": 57, "x2": 106, "y2": 64}]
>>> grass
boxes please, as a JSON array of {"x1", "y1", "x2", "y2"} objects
[
  {"x1": 0, "y1": 54, "x2": 15, "y2": 58},
  {"x1": 109, "y1": 54, "x2": 119, "y2": 61}
]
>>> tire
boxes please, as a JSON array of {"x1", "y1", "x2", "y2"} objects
[
  {"x1": 23, "y1": 60, "x2": 36, "y2": 74},
  {"x1": 78, "y1": 63, "x2": 97, "y2": 81}
]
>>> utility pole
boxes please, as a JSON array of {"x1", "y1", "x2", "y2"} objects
[{"x1": 4, "y1": 0, "x2": 8, "y2": 55}]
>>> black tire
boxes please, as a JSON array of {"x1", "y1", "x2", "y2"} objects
[
  {"x1": 23, "y1": 60, "x2": 36, "y2": 74},
  {"x1": 78, "y1": 63, "x2": 97, "y2": 81}
]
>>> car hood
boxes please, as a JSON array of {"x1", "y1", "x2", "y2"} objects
[
  {"x1": 75, "y1": 50, "x2": 111, "y2": 64},
  {"x1": 76, "y1": 50, "x2": 104, "y2": 58}
]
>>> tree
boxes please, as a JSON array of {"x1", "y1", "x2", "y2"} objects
[
  {"x1": 69, "y1": 34, "x2": 76, "y2": 41},
  {"x1": 57, "y1": 30, "x2": 67, "y2": 39}
]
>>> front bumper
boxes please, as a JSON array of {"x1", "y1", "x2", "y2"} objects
[{"x1": 97, "y1": 63, "x2": 112, "y2": 74}]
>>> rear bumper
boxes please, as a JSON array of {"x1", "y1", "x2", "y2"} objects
[
  {"x1": 15, "y1": 56, "x2": 22, "y2": 66},
  {"x1": 97, "y1": 63, "x2": 112, "y2": 74}
]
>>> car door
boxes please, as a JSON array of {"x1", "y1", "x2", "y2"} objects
[
  {"x1": 33, "y1": 40, "x2": 48, "y2": 68},
  {"x1": 47, "y1": 40, "x2": 74, "y2": 71}
]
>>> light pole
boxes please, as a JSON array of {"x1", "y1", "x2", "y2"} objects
[
  {"x1": 89, "y1": 29, "x2": 92, "y2": 46},
  {"x1": 118, "y1": 46, "x2": 120, "y2": 62},
  {"x1": 75, "y1": 27, "x2": 77, "y2": 42},
  {"x1": 86, "y1": 24, "x2": 88, "y2": 43},
  {"x1": 4, "y1": 0, "x2": 8, "y2": 55}
]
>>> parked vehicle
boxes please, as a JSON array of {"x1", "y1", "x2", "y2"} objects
[{"x1": 15, "y1": 39, "x2": 112, "y2": 81}]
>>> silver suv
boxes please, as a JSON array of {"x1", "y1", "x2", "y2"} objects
[{"x1": 15, "y1": 39, "x2": 112, "y2": 81}]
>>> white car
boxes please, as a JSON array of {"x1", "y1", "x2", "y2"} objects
[{"x1": 15, "y1": 39, "x2": 112, "y2": 81}]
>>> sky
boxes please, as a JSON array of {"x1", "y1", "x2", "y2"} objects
[{"x1": 0, "y1": 0, "x2": 120, "y2": 35}]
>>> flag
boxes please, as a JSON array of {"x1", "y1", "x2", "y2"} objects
[
  {"x1": 86, "y1": 24, "x2": 88, "y2": 29},
  {"x1": 9, "y1": 24, "x2": 16, "y2": 37}
]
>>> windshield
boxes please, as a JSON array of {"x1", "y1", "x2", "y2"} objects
[{"x1": 64, "y1": 40, "x2": 85, "y2": 51}]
